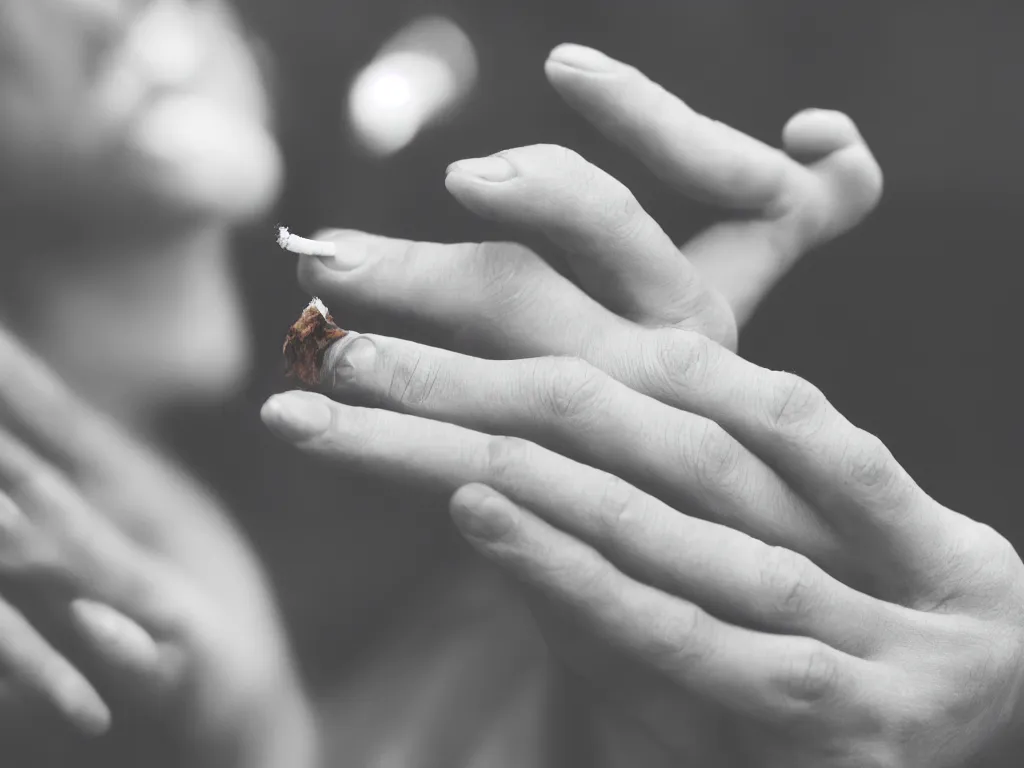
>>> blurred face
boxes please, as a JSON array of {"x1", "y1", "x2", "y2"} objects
[
  {"x1": 0, "y1": 0, "x2": 282, "y2": 227},
  {"x1": 0, "y1": 0, "x2": 283, "y2": 421}
]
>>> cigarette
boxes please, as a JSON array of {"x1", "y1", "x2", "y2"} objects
[
  {"x1": 282, "y1": 298, "x2": 349, "y2": 388},
  {"x1": 277, "y1": 227, "x2": 337, "y2": 258}
]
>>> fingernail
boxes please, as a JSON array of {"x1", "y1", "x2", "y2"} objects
[
  {"x1": 323, "y1": 335, "x2": 377, "y2": 389},
  {"x1": 309, "y1": 229, "x2": 367, "y2": 271},
  {"x1": 446, "y1": 156, "x2": 517, "y2": 183},
  {"x1": 450, "y1": 484, "x2": 517, "y2": 540},
  {"x1": 72, "y1": 600, "x2": 160, "y2": 670},
  {"x1": 547, "y1": 43, "x2": 619, "y2": 73},
  {"x1": 261, "y1": 393, "x2": 332, "y2": 442}
]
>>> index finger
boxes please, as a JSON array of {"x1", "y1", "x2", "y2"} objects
[{"x1": 545, "y1": 44, "x2": 805, "y2": 215}]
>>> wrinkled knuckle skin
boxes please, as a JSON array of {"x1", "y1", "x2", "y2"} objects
[
  {"x1": 961, "y1": 521, "x2": 1024, "y2": 595},
  {"x1": 645, "y1": 605, "x2": 711, "y2": 671},
  {"x1": 691, "y1": 421, "x2": 743, "y2": 490},
  {"x1": 841, "y1": 434, "x2": 900, "y2": 496},
  {"x1": 386, "y1": 349, "x2": 442, "y2": 408},
  {"x1": 782, "y1": 643, "x2": 840, "y2": 709},
  {"x1": 540, "y1": 358, "x2": 607, "y2": 423},
  {"x1": 469, "y1": 242, "x2": 532, "y2": 309},
  {"x1": 765, "y1": 373, "x2": 830, "y2": 438},
  {"x1": 590, "y1": 179, "x2": 645, "y2": 242},
  {"x1": 485, "y1": 435, "x2": 535, "y2": 485},
  {"x1": 551, "y1": 144, "x2": 586, "y2": 170},
  {"x1": 654, "y1": 329, "x2": 715, "y2": 397},
  {"x1": 759, "y1": 546, "x2": 817, "y2": 623},
  {"x1": 595, "y1": 475, "x2": 640, "y2": 538}
]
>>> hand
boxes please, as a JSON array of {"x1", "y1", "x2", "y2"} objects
[
  {"x1": 287, "y1": 45, "x2": 885, "y2": 583},
  {"x1": 0, "y1": 329, "x2": 315, "y2": 767},
  {"x1": 272, "y1": 43, "x2": 887, "y2": 764},
  {"x1": 262, "y1": 334, "x2": 1024, "y2": 767},
  {"x1": 293, "y1": 44, "x2": 881, "y2": 359}
]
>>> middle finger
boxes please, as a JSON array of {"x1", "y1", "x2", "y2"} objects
[{"x1": 320, "y1": 332, "x2": 835, "y2": 561}]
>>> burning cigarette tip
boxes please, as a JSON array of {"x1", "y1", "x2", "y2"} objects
[
  {"x1": 309, "y1": 297, "x2": 330, "y2": 318},
  {"x1": 277, "y1": 226, "x2": 337, "y2": 258}
]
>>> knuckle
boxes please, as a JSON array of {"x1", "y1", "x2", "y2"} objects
[
  {"x1": 385, "y1": 348, "x2": 442, "y2": 407},
  {"x1": 550, "y1": 144, "x2": 586, "y2": 169},
  {"x1": 644, "y1": 604, "x2": 711, "y2": 669},
  {"x1": 840, "y1": 433, "x2": 901, "y2": 496},
  {"x1": 466, "y1": 242, "x2": 527, "y2": 305},
  {"x1": 651, "y1": 328, "x2": 717, "y2": 397},
  {"x1": 758, "y1": 546, "x2": 818, "y2": 621},
  {"x1": 554, "y1": 548, "x2": 611, "y2": 599},
  {"x1": 397, "y1": 238, "x2": 434, "y2": 268},
  {"x1": 594, "y1": 474, "x2": 641, "y2": 537},
  {"x1": 484, "y1": 435, "x2": 535, "y2": 484},
  {"x1": 957, "y1": 521, "x2": 1023, "y2": 593},
  {"x1": 596, "y1": 182, "x2": 646, "y2": 242},
  {"x1": 537, "y1": 357, "x2": 608, "y2": 423},
  {"x1": 781, "y1": 641, "x2": 841, "y2": 708},
  {"x1": 690, "y1": 420, "x2": 742, "y2": 489},
  {"x1": 338, "y1": 404, "x2": 385, "y2": 451},
  {"x1": 764, "y1": 372, "x2": 831, "y2": 438},
  {"x1": 978, "y1": 524, "x2": 1022, "y2": 573}
]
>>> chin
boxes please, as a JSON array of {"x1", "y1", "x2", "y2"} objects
[{"x1": 27, "y1": 224, "x2": 258, "y2": 426}]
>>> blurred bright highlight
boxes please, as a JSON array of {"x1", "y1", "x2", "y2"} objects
[{"x1": 347, "y1": 16, "x2": 478, "y2": 157}]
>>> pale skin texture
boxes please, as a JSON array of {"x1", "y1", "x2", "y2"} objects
[{"x1": 264, "y1": 45, "x2": 1024, "y2": 766}]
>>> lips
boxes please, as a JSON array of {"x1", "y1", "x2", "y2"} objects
[{"x1": 88, "y1": 0, "x2": 283, "y2": 220}]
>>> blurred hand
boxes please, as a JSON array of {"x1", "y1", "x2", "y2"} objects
[
  {"x1": 295, "y1": 44, "x2": 881, "y2": 357},
  {"x1": 262, "y1": 333, "x2": 1024, "y2": 767},
  {"x1": 0, "y1": 329, "x2": 314, "y2": 768}
]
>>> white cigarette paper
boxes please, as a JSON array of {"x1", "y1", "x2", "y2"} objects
[{"x1": 277, "y1": 227, "x2": 337, "y2": 257}]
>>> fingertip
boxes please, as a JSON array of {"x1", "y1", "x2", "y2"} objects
[
  {"x1": 74, "y1": 695, "x2": 112, "y2": 738},
  {"x1": 443, "y1": 167, "x2": 479, "y2": 197},
  {"x1": 449, "y1": 483, "x2": 518, "y2": 542},
  {"x1": 260, "y1": 391, "x2": 333, "y2": 443},
  {"x1": 71, "y1": 599, "x2": 160, "y2": 675},
  {"x1": 259, "y1": 395, "x2": 285, "y2": 425},
  {"x1": 545, "y1": 43, "x2": 621, "y2": 74},
  {"x1": 56, "y1": 671, "x2": 112, "y2": 737},
  {"x1": 817, "y1": 143, "x2": 885, "y2": 219},
  {"x1": 445, "y1": 156, "x2": 518, "y2": 184},
  {"x1": 782, "y1": 109, "x2": 863, "y2": 163}
]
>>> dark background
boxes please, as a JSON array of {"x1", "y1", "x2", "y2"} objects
[{"x1": 165, "y1": 2, "x2": 1024, "y2": 691}]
